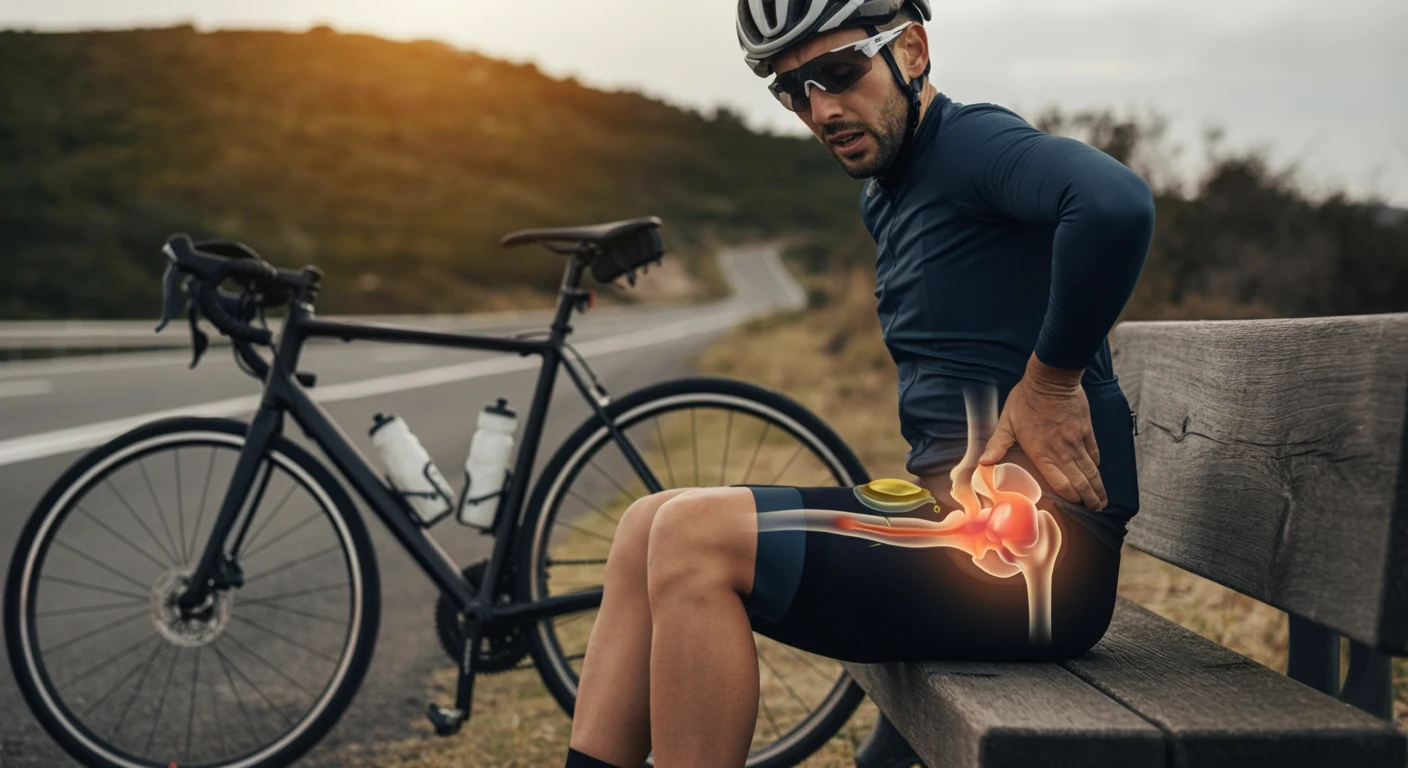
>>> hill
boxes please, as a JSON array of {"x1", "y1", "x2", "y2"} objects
[{"x1": 0, "y1": 25, "x2": 859, "y2": 318}]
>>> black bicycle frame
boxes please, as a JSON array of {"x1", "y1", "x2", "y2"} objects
[{"x1": 178, "y1": 257, "x2": 663, "y2": 631}]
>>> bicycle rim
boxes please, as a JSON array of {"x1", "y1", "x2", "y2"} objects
[{"x1": 7, "y1": 424, "x2": 373, "y2": 768}]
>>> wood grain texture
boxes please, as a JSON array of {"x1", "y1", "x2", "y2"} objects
[
  {"x1": 1110, "y1": 313, "x2": 1408, "y2": 651},
  {"x1": 842, "y1": 658, "x2": 1163, "y2": 768},
  {"x1": 1064, "y1": 599, "x2": 1405, "y2": 768}
]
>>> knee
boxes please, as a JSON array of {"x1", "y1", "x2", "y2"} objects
[
  {"x1": 605, "y1": 488, "x2": 695, "y2": 584},
  {"x1": 646, "y1": 489, "x2": 751, "y2": 608}
]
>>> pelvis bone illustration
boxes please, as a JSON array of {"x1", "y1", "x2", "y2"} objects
[{"x1": 755, "y1": 383, "x2": 1063, "y2": 644}]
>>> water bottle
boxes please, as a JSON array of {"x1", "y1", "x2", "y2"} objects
[
  {"x1": 369, "y1": 413, "x2": 454, "y2": 525},
  {"x1": 460, "y1": 398, "x2": 518, "y2": 530}
]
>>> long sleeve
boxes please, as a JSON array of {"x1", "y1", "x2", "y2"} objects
[{"x1": 943, "y1": 105, "x2": 1155, "y2": 370}]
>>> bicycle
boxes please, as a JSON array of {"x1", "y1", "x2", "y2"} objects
[{"x1": 5, "y1": 217, "x2": 870, "y2": 768}]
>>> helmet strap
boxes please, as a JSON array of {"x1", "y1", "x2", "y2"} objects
[{"x1": 866, "y1": 24, "x2": 931, "y2": 179}]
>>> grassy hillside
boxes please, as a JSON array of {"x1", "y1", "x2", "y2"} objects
[{"x1": 0, "y1": 25, "x2": 858, "y2": 318}]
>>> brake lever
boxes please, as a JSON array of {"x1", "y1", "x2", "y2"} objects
[
  {"x1": 154, "y1": 261, "x2": 188, "y2": 333},
  {"x1": 187, "y1": 303, "x2": 209, "y2": 370}
]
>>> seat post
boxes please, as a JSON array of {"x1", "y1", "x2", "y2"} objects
[{"x1": 550, "y1": 247, "x2": 589, "y2": 337}]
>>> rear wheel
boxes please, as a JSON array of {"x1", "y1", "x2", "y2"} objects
[
  {"x1": 520, "y1": 377, "x2": 868, "y2": 768},
  {"x1": 5, "y1": 417, "x2": 380, "y2": 768}
]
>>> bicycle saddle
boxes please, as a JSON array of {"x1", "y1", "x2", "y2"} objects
[
  {"x1": 499, "y1": 216, "x2": 661, "y2": 248},
  {"x1": 500, "y1": 217, "x2": 665, "y2": 285}
]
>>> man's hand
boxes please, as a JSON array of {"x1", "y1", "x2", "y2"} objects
[{"x1": 978, "y1": 354, "x2": 1107, "y2": 510}]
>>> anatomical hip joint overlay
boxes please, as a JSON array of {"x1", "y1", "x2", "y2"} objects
[{"x1": 754, "y1": 382, "x2": 1063, "y2": 645}]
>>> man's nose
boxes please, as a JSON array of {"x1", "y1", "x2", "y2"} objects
[{"x1": 807, "y1": 88, "x2": 845, "y2": 124}]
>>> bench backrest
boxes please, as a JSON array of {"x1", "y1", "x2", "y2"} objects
[{"x1": 1111, "y1": 312, "x2": 1408, "y2": 654}]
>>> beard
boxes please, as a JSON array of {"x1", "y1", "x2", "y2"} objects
[{"x1": 821, "y1": 88, "x2": 909, "y2": 179}]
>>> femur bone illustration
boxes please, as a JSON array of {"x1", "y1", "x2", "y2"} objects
[{"x1": 754, "y1": 383, "x2": 1063, "y2": 644}]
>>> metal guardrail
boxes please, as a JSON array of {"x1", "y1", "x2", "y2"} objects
[
  {"x1": 0, "y1": 308, "x2": 575, "y2": 353},
  {"x1": 0, "y1": 246, "x2": 800, "y2": 356}
]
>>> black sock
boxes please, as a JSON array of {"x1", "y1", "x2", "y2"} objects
[{"x1": 565, "y1": 746, "x2": 625, "y2": 768}]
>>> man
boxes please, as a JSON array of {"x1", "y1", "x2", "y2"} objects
[{"x1": 563, "y1": 2, "x2": 1153, "y2": 767}]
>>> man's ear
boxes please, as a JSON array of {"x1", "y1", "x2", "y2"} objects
[{"x1": 896, "y1": 24, "x2": 930, "y2": 80}]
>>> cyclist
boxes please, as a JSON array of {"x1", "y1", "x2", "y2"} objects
[{"x1": 564, "y1": 2, "x2": 1154, "y2": 766}]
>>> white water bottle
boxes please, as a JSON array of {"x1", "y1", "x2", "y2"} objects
[
  {"x1": 460, "y1": 398, "x2": 517, "y2": 529},
  {"x1": 370, "y1": 413, "x2": 454, "y2": 525}
]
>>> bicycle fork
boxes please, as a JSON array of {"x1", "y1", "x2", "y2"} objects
[{"x1": 177, "y1": 406, "x2": 283, "y2": 613}]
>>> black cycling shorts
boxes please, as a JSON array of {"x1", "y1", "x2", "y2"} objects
[{"x1": 734, "y1": 483, "x2": 1123, "y2": 663}]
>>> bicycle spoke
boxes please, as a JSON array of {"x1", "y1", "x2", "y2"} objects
[
  {"x1": 554, "y1": 611, "x2": 594, "y2": 627},
  {"x1": 138, "y1": 458, "x2": 183, "y2": 567},
  {"x1": 174, "y1": 448, "x2": 186, "y2": 570},
  {"x1": 757, "y1": 686, "x2": 784, "y2": 741},
  {"x1": 38, "y1": 599, "x2": 146, "y2": 618},
  {"x1": 41, "y1": 575, "x2": 146, "y2": 602},
  {"x1": 59, "y1": 634, "x2": 159, "y2": 691},
  {"x1": 566, "y1": 488, "x2": 620, "y2": 527},
  {"x1": 82, "y1": 641, "x2": 163, "y2": 721},
  {"x1": 187, "y1": 446, "x2": 218, "y2": 563},
  {"x1": 143, "y1": 645, "x2": 181, "y2": 755},
  {"x1": 105, "y1": 479, "x2": 179, "y2": 564},
  {"x1": 242, "y1": 544, "x2": 341, "y2": 585},
  {"x1": 46, "y1": 609, "x2": 149, "y2": 655},
  {"x1": 231, "y1": 615, "x2": 338, "y2": 663},
  {"x1": 553, "y1": 520, "x2": 616, "y2": 546},
  {"x1": 108, "y1": 642, "x2": 163, "y2": 742},
  {"x1": 212, "y1": 643, "x2": 263, "y2": 746},
  {"x1": 243, "y1": 599, "x2": 346, "y2": 625},
  {"x1": 241, "y1": 582, "x2": 345, "y2": 603},
  {"x1": 653, "y1": 417, "x2": 677, "y2": 488},
  {"x1": 51, "y1": 539, "x2": 150, "y2": 593},
  {"x1": 239, "y1": 481, "x2": 298, "y2": 558},
  {"x1": 778, "y1": 643, "x2": 838, "y2": 683},
  {"x1": 742, "y1": 423, "x2": 770, "y2": 485},
  {"x1": 185, "y1": 647, "x2": 201, "y2": 762},
  {"x1": 75, "y1": 505, "x2": 167, "y2": 571},
  {"x1": 586, "y1": 461, "x2": 637, "y2": 506},
  {"x1": 691, "y1": 407, "x2": 699, "y2": 486},
  {"x1": 242, "y1": 509, "x2": 321, "y2": 561},
  {"x1": 719, "y1": 409, "x2": 734, "y2": 486},
  {"x1": 222, "y1": 630, "x2": 318, "y2": 698},
  {"x1": 758, "y1": 645, "x2": 813, "y2": 715},
  {"x1": 768, "y1": 443, "x2": 806, "y2": 485}
]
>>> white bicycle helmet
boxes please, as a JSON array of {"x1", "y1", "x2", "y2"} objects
[{"x1": 738, "y1": 0, "x2": 933, "y2": 77}]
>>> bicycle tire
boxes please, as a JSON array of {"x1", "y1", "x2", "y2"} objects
[
  {"x1": 517, "y1": 376, "x2": 869, "y2": 768},
  {"x1": 5, "y1": 417, "x2": 381, "y2": 768}
]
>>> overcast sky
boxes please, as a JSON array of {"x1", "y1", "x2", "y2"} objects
[{"x1": 5, "y1": 0, "x2": 1406, "y2": 204}]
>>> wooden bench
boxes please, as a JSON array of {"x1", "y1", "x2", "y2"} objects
[{"x1": 846, "y1": 312, "x2": 1408, "y2": 768}]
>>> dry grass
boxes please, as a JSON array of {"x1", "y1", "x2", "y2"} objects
[{"x1": 359, "y1": 263, "x2": 1403, "y2": 767}]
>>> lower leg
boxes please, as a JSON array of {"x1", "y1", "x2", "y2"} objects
[
  {"x1": 647, "y1": 488, "x2": 761, "y2": 767},
  {"x1": 569, "y1": 488, "x2": 695, "y2": 767}
]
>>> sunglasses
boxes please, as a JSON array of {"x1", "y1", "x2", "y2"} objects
[{"x1": 768, "y1": 22, "x2": 915, "y2": 113}]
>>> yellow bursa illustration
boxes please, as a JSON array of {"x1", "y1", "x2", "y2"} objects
[{"x1": 853, "y1": 478, "x2": 935, "y2": 513}]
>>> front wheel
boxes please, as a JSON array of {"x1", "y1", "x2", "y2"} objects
[
  {"x1": 5, "y1": 417, "x2": 380, "y2": 768},
  {"x1": 519, "y1": 377, "x2": 869, "y2": 768}
]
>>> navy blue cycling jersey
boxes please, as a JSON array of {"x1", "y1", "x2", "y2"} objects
[{"x1": 860, "y1": 92, "x2": 1155, "y2": 549}]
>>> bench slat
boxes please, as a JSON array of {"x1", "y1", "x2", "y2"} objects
[
  {"x1": 1063, "y1": 599, "x2": 1405, "y2": 768},
  {"x1": 1111, "y1": 312, "x2": 1408, "y2": 652},
  {"x1": 843, "y1": 657, "x2": 1164, "y2": 768}
]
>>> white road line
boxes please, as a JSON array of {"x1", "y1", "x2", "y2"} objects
[
  {"x1": 0, "y1": 379, "x2": 55, "y2": 399},
  {"x1": 0, "y1": 306, "x2": 754, "y2": 468}
]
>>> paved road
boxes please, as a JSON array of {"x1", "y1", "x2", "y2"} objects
[{"x1": 0, "y1": 244, "x2": 802, "y2": 767}]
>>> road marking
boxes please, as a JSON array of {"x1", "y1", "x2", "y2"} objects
[
  {"x1": 370, "y1": 348, "x2": 431, "y2": 364},
  {"x1": 0, "y1": 379, "x2": 55, "y2": 399},
  {"x1": 0, "y1": 306, "x2": 753, "y2": 468}
]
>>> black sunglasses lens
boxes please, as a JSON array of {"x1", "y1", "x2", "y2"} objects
[
  {"x1": 814, "y1": 51, "x2": 871, "y2": 91},
  {"x1": 771, "y1": 50, "x2": 873, "y2": 113}
]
